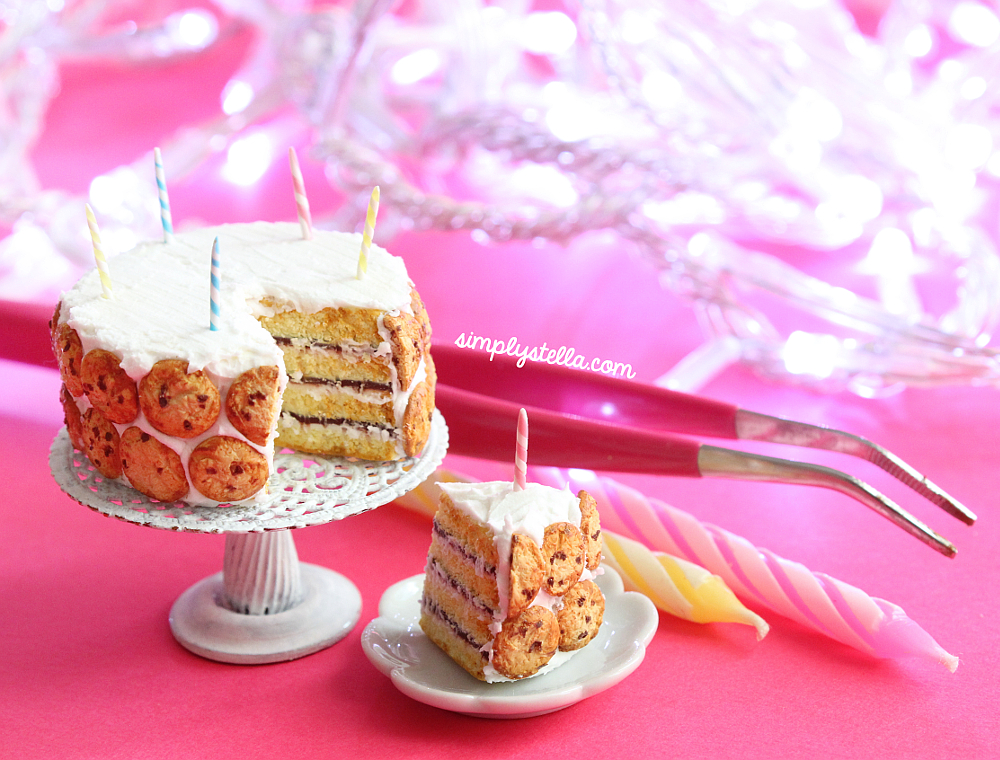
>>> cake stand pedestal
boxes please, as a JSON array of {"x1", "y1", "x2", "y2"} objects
[{"x1": 50, "y1": 411, "x2": 448, "y2": 665}]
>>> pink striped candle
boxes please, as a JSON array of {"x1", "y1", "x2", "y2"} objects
[
  {"x1": 533, "y1": 466, "x2": 959, "y2": 671},
  {"x1": 288, "y1": 147, "x2": 313, "y2": 240},
  {"x1": 210, "y1": 237, "x2": 221, "y2": 331},
  {"x1": 513, "y1": 407, "x2": 528, "y2": 491}
]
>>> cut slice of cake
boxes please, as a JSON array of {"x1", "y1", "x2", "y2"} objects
[
  {"x1": 420, "y1": 480, "x2": 604, "y2": 682},
  {"x1": 259, "y1": 286, "x2": 434, "y2": 460}
]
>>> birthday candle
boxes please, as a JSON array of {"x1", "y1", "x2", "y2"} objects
[
  {"x1": 210, "y1": 237, "x2": 221, "y2": 331},
  {"x1": 288, "y1": 147, "x2": 313, "y2": 240},
  {"x1": 535, "y1": 467, "x2": 959, "y2": 671},
  {"x1": 84, "y1": 204, "x2": 112, "y2": 299},
  {"x1": 153, "y1": 147, "x2": 174, "y2": 242},
  {"x1": 602, "y1": 531, "x2": 768, "y2": 637},
  {"x1": 513, "y1": 408, "x2": 528, "y2": 490},
  {"x1": 393, "y1": 468, "x2": 768, "y2": 636},
  {"x1": 356, "y1": 186, "x2": 379, "y2": 278}
]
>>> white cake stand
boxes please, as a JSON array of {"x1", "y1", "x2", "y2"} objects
[{"x1": 49, "y1": 410, "x2": 448, "y2": 665}]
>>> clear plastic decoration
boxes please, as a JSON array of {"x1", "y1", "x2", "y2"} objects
[{"x1": 5, "y1": 0, "x2": 1000, "y2": 393}]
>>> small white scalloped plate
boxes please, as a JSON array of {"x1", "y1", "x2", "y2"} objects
[{"x1": 361, "y1": 566, "x2": 658, "y2": 718}]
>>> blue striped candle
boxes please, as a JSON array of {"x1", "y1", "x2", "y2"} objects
[
  {"x1": 154, "y1": 147, "x2": 174, "y2": 242},
  {"x1": 210, "y1": 237, "x2": 221, "y2": 331}
]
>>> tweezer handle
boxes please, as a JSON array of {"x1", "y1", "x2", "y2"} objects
[
  {"x1": 432, "y1": 344, "x2": 740, "y2": 439},
  {"x1": 436, "y1": 385, "x2": 704, "y2": 476}
]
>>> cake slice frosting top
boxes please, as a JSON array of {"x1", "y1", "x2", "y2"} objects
[{"x1": 438, "y1": 480, "x2": 583, "y2": 548}]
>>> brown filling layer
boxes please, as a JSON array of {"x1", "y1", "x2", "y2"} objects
[
  {"x1": 283, "y1": 412, "x2": 395, "y2": 433},
  {"x1": 274, "y1": 336, "x2": 378, "y2": 353},
  {"x1": 427, "y1": 557, "x2": 497, "y2": 617}
]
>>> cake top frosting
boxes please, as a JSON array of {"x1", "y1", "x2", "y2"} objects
[{"x1": 60, "y1": 221, "x2": 413, "y2": 379}]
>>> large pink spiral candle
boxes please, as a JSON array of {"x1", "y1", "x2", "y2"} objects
[{"x1": 533, "y1": 467, "x2": 958, "y2": 671}]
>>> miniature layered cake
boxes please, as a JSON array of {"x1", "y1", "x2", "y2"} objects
[
  {"x1": 52, "y1": 221, "x2": 434, "y2": 506},
  {"x1": 420, "y1": 480, "x2": 604, "y2": 681}
]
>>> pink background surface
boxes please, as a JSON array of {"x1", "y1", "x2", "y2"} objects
[{"x1": 2, "y1": 2, "x2": 998, "y2": 757}]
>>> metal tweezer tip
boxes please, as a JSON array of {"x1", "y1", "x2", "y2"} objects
[{"x1": 734, "y1": 410, "x2": 975, "y2": 526}]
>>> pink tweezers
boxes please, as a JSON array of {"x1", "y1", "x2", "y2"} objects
[{"x1": 431, "y1": 344, "x2": 975, "y2": 557}]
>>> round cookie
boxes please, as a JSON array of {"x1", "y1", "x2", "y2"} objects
[
  {"x1": 54, "y1": 322, "x2": 84, "y2": 398},
  {"x1": 507, "y1": 532, "x2": 545, "y2": 619},
  {"x1": 120, "y1": 427, "x2": 189, "y2": 502},
  {"x1": 542, "y1": 522, "x2": 585, "y2": 596},
  {"x1": 188, "y1": 436, "x2": 268, "y2": 502},
  {"x1": 556, "y1": 579, "x2": 605, "y2": 651},
  {"x1": 60, "y1": 384, "x2": 85, "y2": 451},
  {"x1": 139, "y1": 359, "x2": 220, "y2": 438},
  {"x1": 401, "y1": 357, "x2": 435, "y2": 457},
  {"x1": 491, "y1": 606, "x2": 559, "y2": 679},
  {"x1": 81, "y1": 407, "x2": 122, "y2": 479},
  {"x1": 578, "y1": 490, "x2": 603, "y2": 570},
  {"x1": 225, "y1": 365, "x2": 281, "y2": 445},
  {"x1": 81, "y1": 349, "x2": 139, "y2": 425}
]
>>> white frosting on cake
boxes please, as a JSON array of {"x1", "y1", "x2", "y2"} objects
[
  {"x1": 61, "y1": 222, "x2": 413, "y2": 380},
  {"x1": 58, "y1": 221, "x2": 420, "y2": 507},
  {"x1": 438, "y1": 480, "x2": 591, "y2": 683}
]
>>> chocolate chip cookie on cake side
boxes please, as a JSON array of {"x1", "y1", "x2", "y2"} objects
[
  {"x1": 420, "y1": 480, "x2": 605, "y2": 682},
  {"x1": 52, "y1": 221, "x2": 435, "y2": 507}
]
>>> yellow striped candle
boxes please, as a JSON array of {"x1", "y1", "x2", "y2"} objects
[
  {"x1": 356, "y1": 186, "x2": 379, "y2": 279},
  {"x1": 84, "y1": 204, "x2": 112, "y2": 299},
  {"x1": 392, "y1": 468, "x2": 767, "y2": 636},
  {"x1": 602, "y1": 532, "x2": 768, "y2": 638}
]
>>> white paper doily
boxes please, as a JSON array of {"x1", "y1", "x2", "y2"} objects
[{"x1": 50, "y1": 410, "x2": 448, "y2": 534}]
